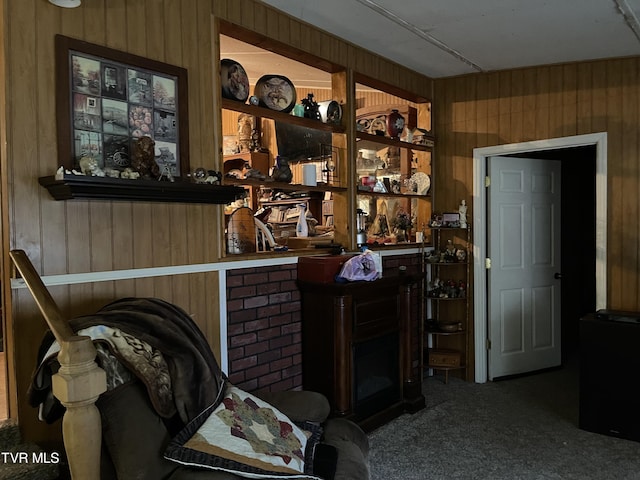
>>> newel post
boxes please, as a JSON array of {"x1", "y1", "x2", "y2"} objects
[
  {"x1": 54, "y1": 336, "x2": 106, "y2": 480},
  {"x1": 9, "y1": 250, "x2": 107, "y2": 480}
]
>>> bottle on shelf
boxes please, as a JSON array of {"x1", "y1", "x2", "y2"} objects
[{"x1": 296, "y1": 203, "x2": 309, "y2": 237}]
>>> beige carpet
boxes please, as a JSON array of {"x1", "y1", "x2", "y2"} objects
[{"x1": 368, "y1": 358, "x2": 640, "y2": 480}]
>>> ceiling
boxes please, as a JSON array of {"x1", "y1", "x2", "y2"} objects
[{"x1": 256, "y1": 0, "x2": 640, "y2": 79}]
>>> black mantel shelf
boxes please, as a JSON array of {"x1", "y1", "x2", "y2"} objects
[{"x1": 39, "y1": 174, "x2": 245, "y2": 204}]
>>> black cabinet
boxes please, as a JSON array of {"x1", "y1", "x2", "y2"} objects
[{"x1": 579, "y1": 311, "x2": 640, "y2": 442}]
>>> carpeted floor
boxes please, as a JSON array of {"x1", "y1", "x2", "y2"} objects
[{"x1": 368, "y1": 358, "x2": 640, "y2": 479}]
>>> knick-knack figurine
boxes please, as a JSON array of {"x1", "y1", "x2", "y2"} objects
[
  {"x1": 132, "y1": 136, "x2": 160, "y2": 179},
  {"x1": 459, "y1": 199, "x2": 468, "y2": 228},
  {"x1": 271, "y1": 156, "x2": 293, "y2": 183},
  {"x1": 301, "y1": 93, "x2": 321, "y2": 121},
  {"x1": 296, "y1": 203, "x2": 309, "y2": 237}
]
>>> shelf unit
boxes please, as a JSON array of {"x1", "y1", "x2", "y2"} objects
[
  {"x1": 217, "y1": 21, "x2": 433, "y2": 255},
  {"x1": 223, "y1": 151, "x2": 271, "y2": 211},
  {"x1": 423, "y1": 226, "x2": 471, "y2": 383},
  {"x1": 221, "y1": 92, "x2": 349, "y2": 249},
  {"x1": 354, "y1": 101, "x2": 433, "y2": 246}
]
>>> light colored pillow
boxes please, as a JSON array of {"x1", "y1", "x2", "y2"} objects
[{"x1": 165, "y1": 385, "x2": 323, "y2": 479}]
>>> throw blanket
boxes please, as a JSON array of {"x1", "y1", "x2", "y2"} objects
[{"x1": 28, "y1": 297, "x2": 227, "y2": 426}]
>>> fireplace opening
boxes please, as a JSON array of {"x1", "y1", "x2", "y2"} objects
[{"x1": 353, "y1": 332, "x2": 401, "y2": 420}]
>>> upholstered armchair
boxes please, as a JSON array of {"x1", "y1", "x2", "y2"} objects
[{"x1": 13, "y1": 250, "x2": 369, "y2": 480}]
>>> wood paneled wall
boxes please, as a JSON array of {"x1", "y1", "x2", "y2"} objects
[
  {"x1": 0, "y1": 0, "x2": 434, "y2": 446},
  {"x1": 3, "y1": 0, "x2": 226, "y2": 444},
  {"x1": 434, "y1": 57, "x2": 640, "y2": 311}
]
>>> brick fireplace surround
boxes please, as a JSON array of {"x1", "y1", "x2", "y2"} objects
[{"x1": 226, "y1": 254, "x2": 422, "y2": 393}]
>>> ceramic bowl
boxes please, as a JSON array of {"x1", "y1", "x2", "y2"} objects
[{"x1": 438, "y1": 322, "x2": 459, "y2": 333}]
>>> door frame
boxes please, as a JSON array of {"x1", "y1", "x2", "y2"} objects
[{"x1": 472, "y1": 133, "x2": 608, "y2": 383}]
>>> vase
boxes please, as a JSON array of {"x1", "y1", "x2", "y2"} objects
[
  {"x1": 296, "y1": 204, "x2": 309, "y2": 237},
  {"x1": 386, "y1": 109, "x2": 405, "y2": 139}
]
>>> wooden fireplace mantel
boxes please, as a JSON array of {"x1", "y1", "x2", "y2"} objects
[{"x1": 298, "y1": 275, "x2": 425, "y2": 432}]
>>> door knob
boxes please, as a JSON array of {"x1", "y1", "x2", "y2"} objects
[{"x1": 554, "y1": 272, "x2": 562, "y2": 279}]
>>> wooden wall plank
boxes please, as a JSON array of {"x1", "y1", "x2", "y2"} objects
[
  {"x1": 521, "y1": 68, "x2": 537, "y2": 143},
  {"x1": 104, "y1": 0, "x2": 127, "y2": 50},
  {"x1": 89, "y1": 203, "x2": 115, "y2": 300},
  {"x1": 36, "y1": 5, "x2": 67, "y2": 276},
  {"x1": 561, "y1": 64, "x2": 577, "y2": 138},
  {"x1": 510, "y1": 69, "x2": 524, "y2": 143},
  {"x1": 620, "y1": 59, "x2": 639, "y2": 307},
  {"x1": 547, "y1": 64, "x2": 564, "y2": 137},
  {"x1": 606, "y1": 60, "x2": 623, "y2": 307},
  {"x1": 9, "y1": 0, "x2": 41, "y2": 267},
  {"x1": 534, "y1": 67, "x2": 550, "y2": 140},
  {"x1": 576, "y1": 62, "x2": 593, "y2": 134},
  {"x1": 125, "y1": 1, "x2": 147, "y2": 57}
]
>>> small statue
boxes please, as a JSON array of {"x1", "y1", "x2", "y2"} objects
[
  {"x1": 458, "y1": 280, "x2": 467, "y2": 298},
  {"x1": 205, "y1": 170, "x2": 222, "y2": 185},
  {"x1": 270, "y1": 156, "x2": 293, "y2": 183},
  {"x1": 121, "y1": 168, "x2": 140, "y2": 180},
  {"x1": 104, "y1": 167, "x2": 121, "y2": 178},
  {"x1": 245, "y1": 167, "x2": 267, "y2": 181},
  {"x1": 131, "y1": 136, "x2": 160, "y2": 179},
  {"x1": 55, "y1": 166, "x2": 65, "y2": 180},
  {"x1": 459, "y1": 199, "x2": 468, "y2": 228},
  {"x1": 237, "y1": 113, "x2": 253, "y2": 153},
  {"x1": 250, "y1": 128, "x2": 261, "y2": 152},
  {"x1": 444, "y1": 240, "x2": 457, "y2": 262},
  {"x1": 301, "y1": 93, "x2": 321, "y2": 121},
  {"x1": 79, "y1": 156, "x2": 105, "y2": 177},
  {"x1": 158, "y1": 162, "x2": 175, "y2": 182}
]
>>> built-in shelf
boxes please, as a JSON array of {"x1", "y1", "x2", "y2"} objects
[
  {"x1": 223, "y1": 176, "x2": 348, "y2": 193},
  {"x1": 356, "y1": 131, "x2": 434, "y2": 150},
  {"x1": 356, "y1": 189, "x2": 431, "y2": 198},
  {"x1": 221, "y1": 98, "x2": 346, "y2": 133},
  {"x1": 426, "y1": 330, "x2": 466, "y2": 336},
  {"x1": 39, "y1": 174, "x2": 245, "y2": 204},
  {"x1": 427, "y1": 296, "x2": 467, "y2": 301}
]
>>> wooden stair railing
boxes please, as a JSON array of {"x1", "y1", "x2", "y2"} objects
[{"x1": 10, "y1": 249, "x2": 107, "y2": 480}]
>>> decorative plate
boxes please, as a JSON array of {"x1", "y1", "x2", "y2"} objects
[
  {"x1": 410, "y1": 172, "x2": 431, "y2": 195},
  {"x1": 370, "y1": 116, "x2": 387, "y2": 136},
  {"x1": 318, "y1": 100, "x2": 343, "y2": 124},
  {"x1": 254, "y1": 74, "x2": 296, "y2": 113},
  {"x1": 220, "y1": 59, "x2": 250, "y2": 102}
]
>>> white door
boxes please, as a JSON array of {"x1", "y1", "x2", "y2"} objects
[{"x1": 487, "y1": 156, "x2": 562, "y2": 379}]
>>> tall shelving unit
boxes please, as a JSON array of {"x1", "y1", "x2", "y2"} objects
[{"x1": 423, "y1": 226, "x2": 471, "y2": 383}]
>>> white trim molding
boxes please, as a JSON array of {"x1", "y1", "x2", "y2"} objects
[
  {"x1": 10, "y1": 246, "x2": 420, "y2": 376},
  {"x1": 472, "y1": 133, "x2": 608, "y2": 383}
]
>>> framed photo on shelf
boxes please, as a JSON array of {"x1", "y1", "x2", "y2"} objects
[
  {"x1": 55, "y1": 34, "x2": 190, "y2": 178},
  {"x1": 442, "y1": 212, "x2": 461, "y2": 228}
]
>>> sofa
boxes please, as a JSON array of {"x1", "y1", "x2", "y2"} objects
[{"x1": 28, "y1": 297, "x2": 370, "y2": 480}]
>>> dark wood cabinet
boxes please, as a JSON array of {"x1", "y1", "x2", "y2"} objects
[{"x1": 298, "y1": 275, "x2": 425, "y2": 431}]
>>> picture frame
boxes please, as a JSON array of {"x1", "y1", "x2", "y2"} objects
[
  {"x1": 55, "y1": 34, "x2": 190, "y2": 178},
  {"x1": 442, "y1": 212, "x2": 461, "y2": 228}
]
